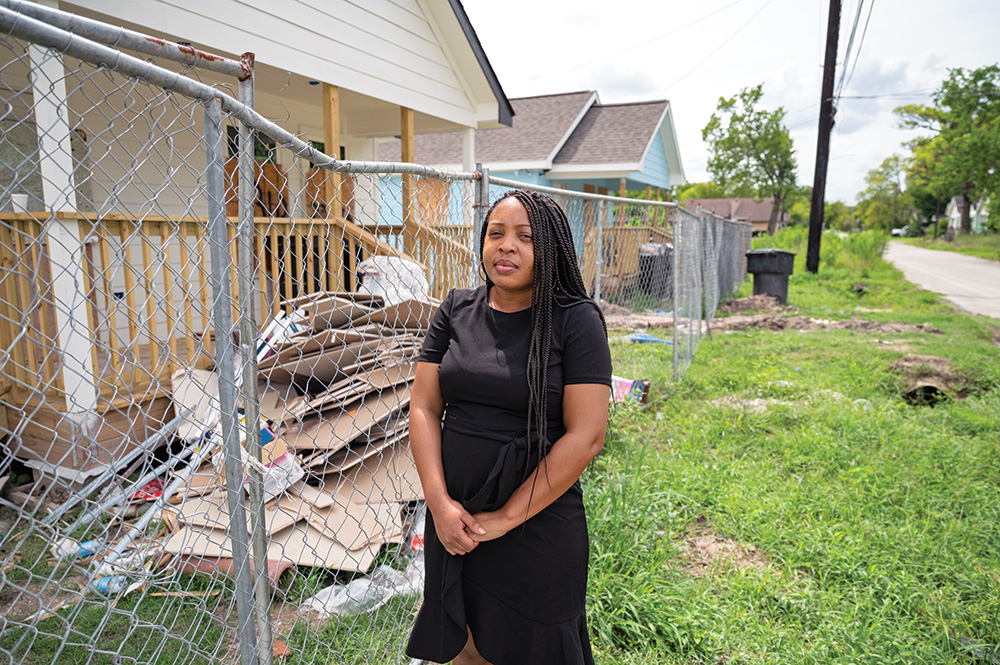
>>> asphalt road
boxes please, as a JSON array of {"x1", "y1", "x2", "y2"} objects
[{"x1": 884, "y1": 241, "x2": 1000, "y2": 319}]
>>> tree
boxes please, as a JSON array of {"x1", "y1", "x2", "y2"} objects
[
  {"x1": 896, "y1": 64, "x2": 1000, "y2": 234},
  {"x1": 702, "y1": 83, "x2": 798, "y2": 234},
  {"x1": 672, "y1": 181, "x2": 729, "y2": 201},
  {"x1": 856, "y1": 155, "x2": 912, "y2": 231},
  {"x1": 824, "y1": 201, "x2": 854, "y2": 230}
]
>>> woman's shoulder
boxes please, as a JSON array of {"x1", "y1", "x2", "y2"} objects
[{"x1": 444, "y1": 285, "x2": 487, "y2": 308}]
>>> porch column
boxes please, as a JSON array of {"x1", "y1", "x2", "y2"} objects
[
  {"x1": 322, "y1": 83, "x2": 342, "y2": 219},
  {"x1": 400, "y1": 106, "x2": 416, "y2": 255},
  {"x1": 462, "y1": 126, "x2": 475, "y2": 247},
  {"x1": 29, "y1": 42, "x2": 99, "y2": 419}
]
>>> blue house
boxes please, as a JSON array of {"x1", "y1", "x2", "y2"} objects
[{"x1": 379, "y1": 90, "x2": 686, "y2": 196}]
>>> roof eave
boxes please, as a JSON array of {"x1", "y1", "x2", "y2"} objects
[{"x1": 448, "y1": 0, "x2": 514, "y2": 127}]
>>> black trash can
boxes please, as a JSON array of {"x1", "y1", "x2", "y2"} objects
[
  {"x1": 745, "y1": 248, "x2": 795, "y2": 304},
  {"x1": 638, "y1": 242, "x2": 665, "y2": 299}
]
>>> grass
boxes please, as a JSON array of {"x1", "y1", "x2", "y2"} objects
[
  {"x1": 4, "y1": 228, "x2": 998, "y2": 664},
  {"x1": 588, "y1": 229, "x2": 1000, "y2": 664},
  {"x1": 898, "y1": 233, "x2": 1000, "y2": 262}
]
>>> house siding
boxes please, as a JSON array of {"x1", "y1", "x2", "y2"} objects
[{"x1": 64, "y1": 0, "x2": 483, "y2": 127}]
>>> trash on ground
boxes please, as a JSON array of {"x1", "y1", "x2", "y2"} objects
[{"x1": 611, "y1": 375, "x2": 651, "y2": 405}]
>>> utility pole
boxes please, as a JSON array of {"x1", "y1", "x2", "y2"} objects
[{"x1": 806, "y1": 0, "x2": 841, "y2": 273}]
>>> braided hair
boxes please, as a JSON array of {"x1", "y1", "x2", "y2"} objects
[{"x1": 480, "y1": 189, "x2": 607, "y2": 473}]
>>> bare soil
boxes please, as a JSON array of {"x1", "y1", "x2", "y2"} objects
[
  {"x1": 708, "y1": 315, "x2": 942, "y2": 335},
  {"x1": 719, "y1": 294, "x2": 795, "y2": 315},
  {"x1": 674, "y1": 516, "x2": 770, "y2": 578},
  {"x1": 888, "y1": 354, "x2": 972, "y2": 396}
]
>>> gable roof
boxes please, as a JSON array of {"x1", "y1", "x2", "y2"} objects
[
  {"x1": 552, "y1": 100, "x2": 668, "y2": 165},
  {"x1": 379, "y1": 91, "x2": 596, "y2": 166},
  {"x1": 682, "y1": 198, "x2": 788, "y2": 223}
]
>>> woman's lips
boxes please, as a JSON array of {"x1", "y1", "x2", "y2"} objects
[{"x1": 494, "y1": 260, "x2": 517, "y2": 274}]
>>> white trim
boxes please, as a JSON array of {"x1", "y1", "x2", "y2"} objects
[
  {"x1": 543, "y1": 91, "x2": 600, "y2": 165},
  {"x1": 547, "y1": 162, "x2": 642, "y2": 179}
]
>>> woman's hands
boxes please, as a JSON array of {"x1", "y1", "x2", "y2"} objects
[
  {"x1": 430, "y1": 497, "x2": 485, "y2": 556},
  {"x1": 467, "y1": 510, "x2": 514, "y2": 543}
]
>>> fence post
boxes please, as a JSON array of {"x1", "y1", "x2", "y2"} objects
[
  {"x1": 204, "y1": 94, "x2": 259, "y2": 665},
  {"x1": 237, "y1": 60, "x2": 275, "y2": 665},
  {"x1": 594, "y1": 200, "x2": 605, "y2": 305},
  {"x1": 474, "y1": 163, "x2": 489, "y2": 272},
  {"x1": 671, "y1": 206, "x2": 679, "y2": 381}
]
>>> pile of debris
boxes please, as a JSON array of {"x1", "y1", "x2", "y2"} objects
[{"x1": 161, "y1": 290, "x2": 434, "y2": 579}]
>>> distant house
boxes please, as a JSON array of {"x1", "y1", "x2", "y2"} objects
[
  {"x1": 945, "y1": 196, "x2": 990, "y2": 234},
  {"x1": 379, "y1": 90, "x2": 686, "y2": 195},
  {"x1": 682, "y1": 198, "x2": 789, "y2": 235}
]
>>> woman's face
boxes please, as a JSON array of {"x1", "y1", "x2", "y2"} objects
[{"x1": 483, "y1": 197, "x2": 535, "y2": 297}]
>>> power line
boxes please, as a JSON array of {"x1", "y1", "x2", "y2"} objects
[
  {"x1": 840, "y1": 0, "x2": 876, "y2": 95},
  {"x1": 660, "y1": 0, "x2": 776, "y2": 95},
  {"x1": 834, "y1": 0, "x2": 865, "y2": 102}
]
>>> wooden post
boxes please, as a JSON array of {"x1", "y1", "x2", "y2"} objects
[
  {"x1": 322, "y1": 83, "x2": 342, "y2": 220},
  {"x1": 401, "y1": 106, "x2": 417, "y2": 256}
]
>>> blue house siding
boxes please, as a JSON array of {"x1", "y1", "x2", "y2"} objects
[{"x1": 638, "y1": 131, "x2": 671, "y2": 188}]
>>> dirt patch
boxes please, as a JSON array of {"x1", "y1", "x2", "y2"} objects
[
  {"x1": 709, "y1": 315, "x2": 942, "y2": 335},
  {"x1": 994, "y1": 330, "x2": 1000, "y2": 348},
  {"x1": 674, "y1": 517, "x2": 770, "y2": 578},
  {"x1": 719, "y1": 294, "x2": 796, "y2": 315},
  {"x1": 888, "y1": 354, "x2": 971, "y2": 396}
]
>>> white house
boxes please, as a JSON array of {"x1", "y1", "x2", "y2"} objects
[{"x1": 945, "y1": 196, "x2": 990, "y2": 234}]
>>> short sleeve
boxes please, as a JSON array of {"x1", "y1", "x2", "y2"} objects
[
  {"x1": 561, "y1": 302, "x2": 612, "y2": 386},
  {"x1": 418, "y1": 289, "x2": 455, "y2": 364}
]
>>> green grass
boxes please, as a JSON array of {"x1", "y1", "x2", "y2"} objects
[
  {"x1": 588, "y1": 231, "x2": 1000, "y2": 663},
  {"x1": 5, "y1": 228, "x2": 998, "y2": 664},
  {"x1": 899, "y1": 233, "x2": 1000, "y2": 262}
]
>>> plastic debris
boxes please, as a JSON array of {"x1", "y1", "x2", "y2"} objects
[
  {"x1": 611, "y1": 376, "x2": 651, "y2": 405},
  {"x1": 52, "y1": 537, "x2": 105, "y2": 561},
  {"x1": 625, "y1": 332, "x2": 673, "y2": 344}
]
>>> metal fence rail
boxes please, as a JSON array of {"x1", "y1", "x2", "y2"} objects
[{"x1": 0, "y1": 6, "x2": 750, "y2": 665}]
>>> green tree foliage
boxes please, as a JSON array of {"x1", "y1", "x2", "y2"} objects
[
  {"x1": 702, "y1": 83, "x2": 797, "y2": 234},
  {"x1": 856, "y1": 155, "x2": 913, "y2": 231},
  {"x1": 672, "y1": 181, "x2": 729, "y2": 201},
  {"x1": 896, "y1": 64, "x2": 1000, "y2": 234},
  {"x1": 825, "y1": 200, "x2": 855, "y2": 230}
]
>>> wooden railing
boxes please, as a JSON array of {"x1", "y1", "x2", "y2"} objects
[
  {"x1": 582, "y1": 218, "x2": 673, "y2": 296},
  {"x1": 0, "y1": 209, "x2": 473, "y2": 409}
]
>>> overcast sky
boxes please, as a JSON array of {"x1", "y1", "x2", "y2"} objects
[{"x1": 463, "y1": 0, "x2": 1000, "y2": 205}]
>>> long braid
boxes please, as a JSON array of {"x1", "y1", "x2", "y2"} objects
[{"x1": 480, "y1": 190, "x2": 607, "y2": 483}]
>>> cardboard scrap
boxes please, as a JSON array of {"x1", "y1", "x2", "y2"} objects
[
  {"x1": 171, "y1": 369, "x2": 220, "y2": 443},
  {"x1": 280, "y1": 383, "x2": 411, "y2": 452}
]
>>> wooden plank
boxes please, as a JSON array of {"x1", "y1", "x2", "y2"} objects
[
  {"x1": 12, "y1": 226, "x2": 38, "y2": 379},
  {"x1": 322, "y1": 83, "x2": 342, "y2": 220},
  {"x1": 0, "y1": 224, "x2": 28, "y2": 395},
  {"x1": 282, "y1": 224, "x2": 294, "y2": 304},
  {"x1": 254, "y1": 225, "x2": 270, "y2": 326},
  {"x1": 196, "y1": 230, "x2": 211, "y2": 370},
  {"x1": 97, "y1": 225, "x2": 122, "y2": 380},
  {"x1": 119, "y1": 220, "x2": 141, "y2": 381},
  {"x1": 140, "y1": 222, "x2": 160, "y2": 372},
  {"x1": 401, "y1": 106, "x2": 416, "y2": 256},
  {"x1": 76, "y1": 224, "x2": 100, "y2": 393},
  {"x1": 28, "y1": 221, "x2": 61, "y2": 392},
  {"x1": 178, "y1": 221, "x2": 197, "y2": 367},
  {"x1": 268, "y1": 225, "x2": 281, "y2": 317},
  {"x1": 161, "y1": 221, "x2": 178, "y2": 372}
]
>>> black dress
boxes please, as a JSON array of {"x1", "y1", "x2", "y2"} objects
[{"x1": 405, "y1": 285, "x2": 613, "y2": 665}]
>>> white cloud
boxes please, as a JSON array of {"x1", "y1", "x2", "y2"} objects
[{"x1": 464, "y1": 0, "x2": 1000, "y2": 204}]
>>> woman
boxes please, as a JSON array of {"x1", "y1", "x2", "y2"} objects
[{"x1": 405, "y1": 190, "x2": 612, "y2": 665}]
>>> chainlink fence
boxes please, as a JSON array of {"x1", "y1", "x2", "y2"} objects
[{"x1": 0, "y1": 5, "x2": 750, "y2": 665}]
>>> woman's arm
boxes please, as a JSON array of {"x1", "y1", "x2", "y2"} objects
[
  {"x1": 467, "y1": 382, "x2": 610, "y2": 542},
  {"x1": 409, "y1": 361, "x2": 484, "y2": 556}
]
